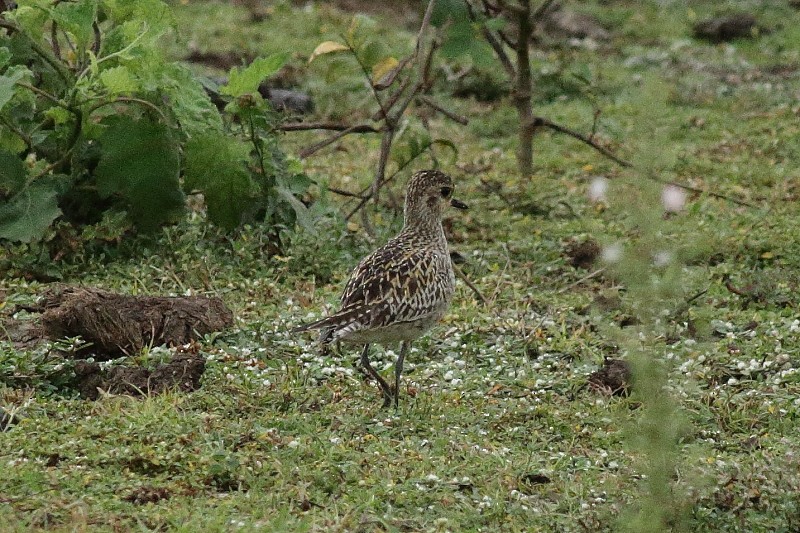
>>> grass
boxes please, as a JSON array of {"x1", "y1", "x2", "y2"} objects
[{"x1": 2, "y1": 0, "x2": 800, "y2": 530}]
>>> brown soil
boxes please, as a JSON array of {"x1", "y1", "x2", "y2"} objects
[
  {"x1": 563, "y1": 238, "x2": 601, "y2": 270},
  {"x1": 73, "y1": 353, "x2": 206, "y2": 400},
  {"x1": 588, "y1": 357, "x2": 631, "y2": 396}
]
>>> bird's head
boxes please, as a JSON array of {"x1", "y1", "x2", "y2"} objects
[{"x1": 404, "y1": 170, "x2": 468, "y2": 227}]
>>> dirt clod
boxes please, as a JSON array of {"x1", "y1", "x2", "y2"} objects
[
  {"x1": 39, "y1": 286, "x2": 233, "y2": 359},
  {"x1": 563, "y1": 238, "x2": 601, "y2": 270},
  {"x1": 693, "y1": 14, "x2": 759, "y2": 42},
  {"x1": 588, "y1": 358, "x2": 632, "y2": 396},
  {"x1": 73, "y1": 354, "x2": 206, "y2": 400}
]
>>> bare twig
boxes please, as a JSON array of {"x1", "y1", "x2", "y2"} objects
[
  {"x1": 327, "y1": 187, "x2": 367, "y2": 199},
  {"x1": 279, "y1": 122, "x2": 378, "y2": 133},
  {"x1": 299, "y1": 123, "x2": 381, "y2": 159},
  {"x1": 532, "y1": 115, "x2": 632, "y2": 168},
  {"x1": 454, "y1": 263, "x2": 487, "y2": 304},
  {"x1": 531, "y1": 0, "x2": 558, "y2": 23},
  {"x1": 557, "y1": 268, "x2": 606, "y2": 294},
  {"x1": 465, "y1": 1, "x2": 516, "y2": 77},
  {"x1": 417, "y1": 95, "x2": 469, "y2": 125},
  {"x1": 50, "y1": 21, "x2": 61, "y2": 61}
]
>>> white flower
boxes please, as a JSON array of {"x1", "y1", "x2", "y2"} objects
[
  {"x1": 602, "y1": 243, "x2": 623, "y2": 263},
  {"x1": 662, "y1": 184, "x2": 687, "y2": 212},
  {"x1": 588, "y1": 176, "x2": 609, "y2": 203}
]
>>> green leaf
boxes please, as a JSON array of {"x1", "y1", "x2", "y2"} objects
[
  {"x1": 276, "y1": 187, "x2": 315, "y2": 235},
  {"x1": 0, "y1": 65, "x2": 31, "y2": 112},
  {"x1": 95, "y1": 116, "x2": 184, "y2": 232},
  {"x1": 99, "y1": 65, "x2": 139, "y2": 94},
  {"x1": 183, "y1": 133, "x2": 254, "y2": 231},
  {"x1": 0, "y1": 150, "x2": 26, "y2": 197},
  {"x1": 0, "y1": 48, "x2": 11, "y2": 70},
  {"x1": 161, "y1": 65, "x2": 224, "y2": 138},
  {"x1": 221, "y1": 54, "x2": 289, "y2": 98},
  {"x1": 52, "y1": 0, "x2": 98, "y2": 49},
  {"x1": 0, "y1": 182, "x2": 62, "y2": 242}
]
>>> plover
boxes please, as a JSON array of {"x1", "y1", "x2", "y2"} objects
[{"x1": 294, "y1": 170, "x2": 468, "y2": 407}]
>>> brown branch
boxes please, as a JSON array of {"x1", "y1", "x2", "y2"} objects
[
  {"x1": 50, "y1": 21, "x2": 61, "y2": 61},
  {"x1": 532, "y1": 115, "x2": 632, "y2": 168},
  {"x1": 418, "y1": 95, "x2": 468, "y2": 125},
  {"x1": 466, "y1": 1, "x2": 516, "y2": 77},
  {"x1": 327, "y1": 187, "x2": 367, "y2": 199},
  {"x1": 279, "y1": 122, "x2": 378, "y2": 133},
  {"x1": 531, "y1": 0, "x2": 558, "y2": 23},
  {"x1": 298, "y1": 123, "x2": 383, "y2": 159},
  {"x1": 454, "y1": 263, "x2": 487, "y2": 304}
]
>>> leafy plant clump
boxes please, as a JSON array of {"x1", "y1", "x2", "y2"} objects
[{"x1": 0, "y1": 0, "x2": 312, "y2": 249}]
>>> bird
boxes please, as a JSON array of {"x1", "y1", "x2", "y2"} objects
[{"x1": 293, "y1": 169, "x2": 468, "y2": 408}]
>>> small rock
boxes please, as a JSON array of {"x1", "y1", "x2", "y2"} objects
[{"x1": 693, "y1": 14, "x2": 760, "y2": 42}]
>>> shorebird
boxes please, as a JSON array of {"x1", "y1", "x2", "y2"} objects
[{"x1": 293, "y1": 170, "x2": 468, "y2": 407}]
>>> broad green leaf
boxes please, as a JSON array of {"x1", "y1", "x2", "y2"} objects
[
  {"x1": 183, "y1": 133, "x2": 254, "y2": 231},
  {"x1": 431, "y1": 0, "x2": 470, "y2": 27},
  {"x1": 276, "y1": 187, "x2": 315, "y2": 235},
  {"x1": 0, "y1": 48, "x2": 11, "y2": 70},
  {"x1": 308, "y1": 41, "x2": 349, "y2": 63},
  {"x1": 6, "y1": 5, "x2": 51, "y2": 39},
  {"x1": 160, "y1": 65, "x2": 224, "y2": 138},
  {"x1": 99, "y1": 65, "x2": 139, "y2": 94},
  {"x1": 99, "y1": 0, "x2": 173, "y2": 32},
  {"x1": 0, "y1": 150, "x2": 26, "y2": 197},
  {"x1": 371, "y1": 56, "x2": 399, "y2": 85},
  {"x1": 0, "y1": 65, "x2": 31, "y2": 112},
  {"x1": 95, "y1": 116, "x2": 184, "y2": 232},
  {"x1": 0, "y1": 181, "x2": 62, "y2": 242},
  {"x1": 52, "y1": 0, "x2": 98, "y2": 49},
  {"x1": 439, "y1": 20, "x2": 495, "y2": 68},
  {"x1": 221, "y1": 54, "x2": 289, "y2": 98}
]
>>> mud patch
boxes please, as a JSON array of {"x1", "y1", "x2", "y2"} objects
[
  {"x1": 588, "y1": 357, "x2": 631, "y2": 396},
  {"x1": 563, "y1": 237, "x2": 601, "y2": 270},
  {"x1": 72, "y1": 354, "x2": 206, "y2": 400}
]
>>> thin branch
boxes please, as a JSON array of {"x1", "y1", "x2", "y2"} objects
[
  {"x1": 279, "y1": 122, "x2": 378, "y2": 133},
  {"x1": 0, "y1": 20, "x2": 72, "y2": 85},
  {"x1": 557, "y1": 268, "x2": 606, "y2": 294},
  {"x1": 86, "y1": 96, "x2": 167, "y2": 121},
  {"x1": 299, "y1": 123, "x2": 381, "y2": 159},
  {"x1": 418, "y1": 95, "x2": 469, "y2": 124},
  {"x1": 532, "y1": 115, "x2": 633, "y2": 168},
  {"x1": 0, "y1": 115, "x2": 32, "y2": 150},
  {"x1": 327, "y1": 187, "x2": 367, "y2": 199},
  {"x1": 531, "y1": 116, "x2": 754, "y2": 207},
  {"x1": 50, "y1": 21, "x2": 62, "y2": 61},
  {"x1": 92, "y1": 21, "x2": 101, "y2": 56},
  {"x1": 531, "y1": 0, "x2": 558, "y2": 23},
  {"x1": 16, "y1": 82, "x2": 66, "y2": 108},
  {"x1": 454, "y1": 263, "x2": 487, "y2": 304},
  {"x1": 465, "y1": 1, "x2": 516, "y2": 77}
]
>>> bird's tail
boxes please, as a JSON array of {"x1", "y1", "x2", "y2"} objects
[{"x1": 291, "y1": 306, "x2": 364, "y2": 335}]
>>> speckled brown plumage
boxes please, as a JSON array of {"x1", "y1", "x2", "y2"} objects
[{"x1": 294, "y1": 169, "x2": 468, "y2": 407}]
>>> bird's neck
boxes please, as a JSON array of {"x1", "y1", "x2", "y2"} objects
[{"x1": 401, "y1": 216, "x2": 447, "y2": 245}]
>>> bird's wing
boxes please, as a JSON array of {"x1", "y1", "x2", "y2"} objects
[{"x1": 337, "y1": 239, "x2": 451, "y2": 329}]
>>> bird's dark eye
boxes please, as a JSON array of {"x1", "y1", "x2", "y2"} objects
[{"x1": 440, "y1": 187, "x2": 452, "y2": 198}]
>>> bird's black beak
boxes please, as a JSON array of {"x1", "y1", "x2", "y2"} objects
[{"x1": 450, "y1": 198, "x2": 468, "y2": 210}]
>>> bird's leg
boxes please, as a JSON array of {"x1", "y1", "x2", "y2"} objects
[
  {"x1": 394, "y1": 341, "x2": 409, "y2": 409},
  {"x1": 359, "y1": 344, "x2": 392, "y2": 406}
]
